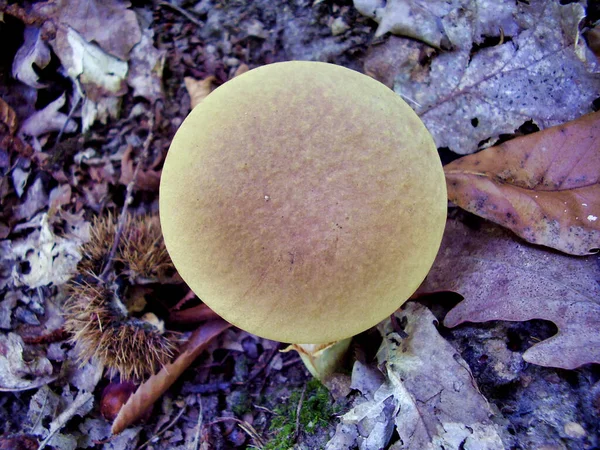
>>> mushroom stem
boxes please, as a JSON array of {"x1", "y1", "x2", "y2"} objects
[{"x1": 284, "y1": 339, "x2": 352, "y2": 381}]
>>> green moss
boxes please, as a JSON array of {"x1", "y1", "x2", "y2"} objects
[{"x1": 264, "y1": 379, "x2": 337, "y2": 450}]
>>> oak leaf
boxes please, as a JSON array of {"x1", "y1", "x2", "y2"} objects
[
  {"x1": 419, "y1": 217, "x2": 600, "y2": 370},
  {"x1": 358, "y1": 0, "x2": 599, "y2": 154},
  {"x1": 445, "y1": 111, "x2": 600, "y2": 255}
]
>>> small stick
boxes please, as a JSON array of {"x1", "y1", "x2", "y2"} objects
[
  {"x1": 293, "y1": 384, "x2": 307, "y2": 443},
  {"x1": 99, "y1": 106, "x2": 156, "y2": 282},
  {"x1": 136, "y1": 408, "x2": 186, "y2": 450},
  {"x1": 159, "y1": 2, "x2": 204, "y2": 28},
  {"x1": 189, "y1": 395, "x2": 204, "y2": 450}
]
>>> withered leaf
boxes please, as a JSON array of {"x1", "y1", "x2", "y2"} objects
[
  {"x1": 119, "y1": 145, "x2": 160, "y2": 192},
  {"x1": 445, "y1": 111, "x2": 600, "y2": 256},
  {"x1": 328, "y1": 303, "x2": 504, "y2": 449},
  {"x1": 358, "y1": 0, "x2": 599, "y2": 154},
  {"x1": 111, "y1": 319, "x2": 231, "y2": 434},
  {"x1": 419, "y1": 217, "x2": 600, "y2": 370},
  {"x1": 184, "y1": 76, "x2": 216, "y2": 110},
  {"x1": 0, "y1": 97, "x2": 18, "y2": 135}
]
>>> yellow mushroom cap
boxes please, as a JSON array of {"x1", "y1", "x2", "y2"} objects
[{"x1": 159, "y1": 61, "x2": 446, "y2": 344}]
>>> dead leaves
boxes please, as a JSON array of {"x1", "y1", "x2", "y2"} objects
[
  {"x1": 420, "y1": 217, "x2": 600, "y2": 370},
  {"x1": 445, "y1": 111, "x2": 600, "y2": 255},
  {"x1": 359, "y1": 0, "x2": 600, "y2": 154},
  {"x1": 327, "y1": 303, "x2": 504, "y2": 449}
]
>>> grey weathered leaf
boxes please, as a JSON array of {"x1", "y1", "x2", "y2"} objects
[
  {"x1": 358, "y1": 0, "x2": 600, "y2": 154},
  {"x1": 327, "y1": 303, "x2": 505, "y2": 449}
]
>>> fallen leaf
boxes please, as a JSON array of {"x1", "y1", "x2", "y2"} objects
[
  {"x1": 11, "y1": 213, "x2": 86, "y2": 288},
  {"x1": 127, "y1": 27, "x2": 166, "y2": 102},
  {"x1": 119, "y1": 145, "x2": 161, "y2": 192},
  {"x1": 357, "y1": 0, "x2": 600, "y2": 154},
  {"x1": 56, "y1": 27, "x2": 128, "y2": 131},
  {"x1": 33, "y1": 0, "x2": 141, "y2": 61},
  {"x1": 355, "y1": 0, "x2": 520, "y2": 49},
  {"x1": 0, "y1": 333, "x2": 57, "y2": 391},
  {"x1": 0, "y1": 97, "x2": 18, "y2": 135},
  {"x1": 13, "y1": 177, "x2": 47, "y2": 222},
  {"x1": 18, "y1": 93, "x2": 77, "y2": 151},
  {"x1": 111, "y1": 319, "x2": 231, "y2": 434},
  {"x1": 419, "y1": 217, "x2": 600, "y2": 370},
  {"x1": 184, "y1": 76, "x2": 216, "y2": 110},
  {"x1": 11, "y1": 26, "x2": 52, "y2": 89},
  {"x1": 327, "y1": 303, "x2": 504, "y2": 449},
  {"x1": 445, "y1": 111, "x2": 600, "y2": 255}
]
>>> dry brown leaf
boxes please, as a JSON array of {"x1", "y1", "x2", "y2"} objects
[
  {"x1": 445, "y1": 111, "x2": 600, "y2": 256},
  {"x1": 184, "y1": 76, "x2": 216, "y2": 110},
  {"x1": 0, "y1": 97, "x2": 18, "y2": 135},
  {"x1": 119, "y1": 145, "x2": 160, "y2": 192},
  {"x1": 419, "y1": 216, "x2": 600, "y2": 370},
  {"x1": 111, "y1": 319, "x2": 231, "y2": 435}
]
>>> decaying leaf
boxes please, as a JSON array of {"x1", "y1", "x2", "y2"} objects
[
  {"x1": 31, "y1": 0, "x2": 143, "y2": 130},
  {"x1": 112, "y1": 319, "x2": 231, "y2": 434},
  {"x1": 127, "y1": 27, "x2": 166, "y2": 102},
  {"x1": 0, "y1": 97, "x2": 18, "y2": 136},
  {"x1": 355, "y1": 0, "x2": 520, "y2": 49},
  {"x1": 11, "y1": 213, "x2": 87, "y2": 288},
  {"x1": 445, "y1": 111, "x2": 600, "y2": 255},
  {"x1": 359, "y1": 0, "x2": 600, "y2": 154},
  {"x1": 18, "y1": 93, "x2": 77, "y2": 151},
  {"x1": 119, "y1": 145, "x2": 161, "y2": 192},
  {"x1": 419, "y1": 217, "x2": 600, "y2": 370},
  {"x1": 184, "y1": 76, "x2": 216, "y2": 110},
  {"x1": 33, "y1": 0, "x2": 142, "y2": 61},
  {"x1": 327, "y1": 303, "x2": 504, "y2": 449},
  {"x1": 12, "y1": 26, "x2": 52, "y2": 89},
  {"x1": 0, "y1": 333, "x2": 56, "y2": 391}
]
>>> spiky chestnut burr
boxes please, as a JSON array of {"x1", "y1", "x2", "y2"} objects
[
  {"x1": 64, "y1": 279, "x2": 178, "y2": 380},
  {"x1": 78, "y1": 213, "x2": 176, "y2": 283},
  {"x1": 65, "y1": 213, "x2": 179, "y2": 381}
]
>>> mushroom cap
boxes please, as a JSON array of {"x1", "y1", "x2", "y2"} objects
[{"x1": 160, "y1": 61, "x2": 446, "y2": 344}]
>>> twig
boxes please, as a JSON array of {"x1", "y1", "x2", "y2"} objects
[
  {"x1": 38, "y1": 392, "x2": 93, "y2": 450},
  {"x1": 136, "y1": 408, "x2": 186, "y2": 450},
  {"x1": 189, "y1": 395, "x2": 204, "y2": 450},
  {"x1": 51, "y1": 90, "x2": 81, "y2": 154},
  {"x1": 159, "y1": 2, "x2": 204, "y2": 28},
  {"x1": 293, "y1": 384, "x2": 307, "y2": 443},
  {"x1": 99, "y1": 106, "x2": 156, "y2": 282},
  {"x1": 205, "y1": 417, "x2": 265, "y2": 449}
]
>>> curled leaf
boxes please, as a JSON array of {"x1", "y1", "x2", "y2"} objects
[{"x1": 445, "y1": 111, "x2": 600, "y2": 255}]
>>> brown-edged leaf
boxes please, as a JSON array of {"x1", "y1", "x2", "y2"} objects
[
  {"x1": 419, "y1": 216, "x2": 600, "y2": 370},
  {"x1": 0, "y1": 97, "x2": 18, "y2": 135},
  {"x1": 445, "y1": 111, "x2": 600, "y2": 255},
  {"x1": 111, "y1": 319, "x2": 231, "y2": 434},
  {"x1": 119, "y1": 145, "x2": 160, "y2": 192},
  {"x1": 184, "y1": 76, "x2": 216, "y2": 110}
]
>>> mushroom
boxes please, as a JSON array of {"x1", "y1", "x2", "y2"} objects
[{"x1": 159, "y1": 61, "x2": 446, "y2": 347}]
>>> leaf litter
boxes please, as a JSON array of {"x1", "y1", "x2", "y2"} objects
[
  {"x1": 419, "y1": 216, "x2": 600, "y2": 370},
  {"x1": 1, "y1": 0, "x2": 600, "y2": 448},
  {"x1": 327, "y1": 303, "x2": 505, "y2": 450},
  {"x1": 358, "y1": 0, "x2": 600, "y2": 154}
]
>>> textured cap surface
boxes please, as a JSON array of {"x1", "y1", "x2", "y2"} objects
[{"x1": 160, "y1": 61, "x2": 446, "y2": 344}]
